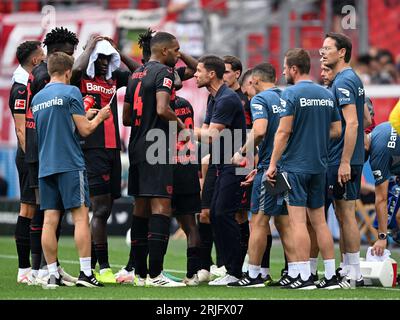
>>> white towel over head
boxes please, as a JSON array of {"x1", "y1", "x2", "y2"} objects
[{"x1": 86, "y1": 39, "x2": 121, "y2": 80}]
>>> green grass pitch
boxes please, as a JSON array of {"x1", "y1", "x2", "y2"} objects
[{"x1": 0, "y1": 236, "x2": 399, "y2": 300}]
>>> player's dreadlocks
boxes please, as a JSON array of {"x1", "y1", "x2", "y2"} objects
[
  {"x1": 43, "y1": 27, "x2": 79, "y2": 52},
  {"x1": 138, "y1": 28, "x2": 155, "y2": 64}
]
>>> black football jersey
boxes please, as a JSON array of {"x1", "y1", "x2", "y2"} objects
[
  {"x1": 235, "y1": 88, "x2": 252, "y2": 129},
  {"x1": 124, "y1": 60, "x2": 175, "y2": 164},
  {"x1": 76, "y1": 69, "x2": 130, "y2": 149},
  {"x1": 9, "y1": 81, "x2": 28, "y2": 156},
  {"x1": 25, "y1": 61, "x2": 49, "y2": 163},
  {"x1": 171, "y1": 96, "x2": 200, "y2": 194}
]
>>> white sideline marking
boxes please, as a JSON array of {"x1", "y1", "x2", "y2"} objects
[{"x1": 0, "y1": 254, "x2": 187, "y2": 274}]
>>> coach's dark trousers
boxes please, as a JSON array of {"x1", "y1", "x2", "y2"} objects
[{"x1": 210, "y1": 165, "x2": 244, "y2": 279}]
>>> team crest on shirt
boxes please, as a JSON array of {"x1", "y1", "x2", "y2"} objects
[
  {"x1": 14, "y1": 99, "x2": 26, "y2": 110},
  {"x1": 372, "y1": 170, "x2": 382, "y2": 181},
  {"x1": 338, "y1": 87, "x2": 350, "y2": 97},
  {"x1": 163, "y1": 78, "x2": 173, "y2": 89},
  {"x1": 252, "y1": 103, "x2": 263, "y2": 111}
]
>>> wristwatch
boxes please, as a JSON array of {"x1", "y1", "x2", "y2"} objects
[{"x1": 378, "y1": 232, "x2": 387, "y2": 240}]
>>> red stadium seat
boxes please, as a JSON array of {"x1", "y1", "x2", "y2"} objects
[
  {"x1": 0, "y1": 0, "x2": 12, "y2": 13},
  {"x1": 136, "y1": 0, "x2": 160, "y2": 10},
  {"x1": 108, "y1": 0, "x2": 131, "y2": 10},
  {"x1": 19, "y1": 1, "x2": 40, "y2": 12},
  {"x1": 200, "y1": 0, "x2": 228, "y2": 16},
  {"x1": 368, "y1": 1, "x2": 400, "y2": 54}
]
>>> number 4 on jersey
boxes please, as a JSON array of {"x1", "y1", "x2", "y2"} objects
[{"x1": 133, "y1": 81, "x2": 143, "y2": 126}]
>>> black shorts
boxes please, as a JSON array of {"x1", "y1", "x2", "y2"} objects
[
  {"x1": 15, "y1": 152, "x2": 36, "y2": 205},
  {"x1": 128, "y1": 162, "x2": 173, "y2": 198},
  {"x1": 172, "y1": 193, "x2": 201, "y2": 215},
  {"x1": 173, "y1": 163, "x2": 200, "y2": 195},
  {"x1": 84, "y1": 148, "x2": 121, "y2": 199},
  {"x1": 27, "y1": 162, "x2": 39, "y2": 189},
  {"x1": 201, "y1": 164, "x2": 217, "y2": 209}
]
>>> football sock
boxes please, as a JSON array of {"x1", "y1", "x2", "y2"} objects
[
  {"x1": 47, "y1": 262, "x2": 59, "y2": 279},
  {"x1": 80, "y1": 257, "x2": 92, "y2": 277},
  {"x1": 310, "y1": 257, "x2": 318, "y2": 275},
  {"x1": 91, "y1": 242, "x2": 97, "y2": 269},
  {"x1": 261, "y1": 234, "x2": 272, "y2": 268},
  {"x1": 260, "y1": 267, "x2": 270, "y2": 278},
  {"x1": 347, "y1": 252, "x2": 361, "y2": 280},
  {"x1": 298, "y1": 261, "x2": 311, "y2": 281},
  {"x1": 288, "y1": 262, "x2": 299, "y2": 278},
  {"x1": 15, "y1": 216, "x2": 31, "y2": 268},
  {"x1": 324, "y1": 259, "x2": 336, "y2": 280},
  {"x1": 248, "y1": 264, "x2": 261, "y2": 279},
  {"x1": 198, "y1": 222, "x2": 213, "y2": 271},
  {"x1": 187, "y1": 247, "x2": 201, "y2": 278},
  {"x1": 148, "y1": 214, "x2": 170, "y2": 278},
  {"x1": 131, "y1": 215, "x2": 149, "y2": 278},
  {"x1": 30, "y1": 208, "x2": 43, "y2": 272},
  {"x1": 94, "y1": 242, "x2": 110, "y2": 270}
]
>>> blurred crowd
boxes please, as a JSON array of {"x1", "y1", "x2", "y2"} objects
[{"x1": 354, "y1": 48, "x2": 400, "y2": 85}]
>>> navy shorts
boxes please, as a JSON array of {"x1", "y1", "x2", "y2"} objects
[
  {"x1": 284, "y1": 172, "x2": 326, "y2": 209},
  {"x1": 250, "y1": 169, "x2": 287, "y2": 216},
  {"x1": 211, "y1": 166, "x2": 245, "y2": 215},
  {"x1": 128, "y1": 162, "x2": 173, "y2": 198},
  {"x1": 327, "y1": 165, "x2": 362, "y2": 201},
  {"x1": 84, "y1": 148, "x2": 121, "y2": 199},
  {"x1": 39, "y1": 170, "x2": 90, "y2": 210},
  {"x1": 28, "y1": 162, "x2": 39, "y2": 189}
]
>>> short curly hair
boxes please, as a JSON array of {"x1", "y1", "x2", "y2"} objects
[
  {"x1": 43, "y1": 27, "x2": 79, "y2": 53},
  {"x1": 16, "y1": 40, "x2": 41, "y2": 65}
]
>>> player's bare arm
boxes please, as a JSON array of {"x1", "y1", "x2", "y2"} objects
[
  {"x1": 266, "y1": 115, "x2": 293, "y2": 183},
  {"x1": 122, "y1": 102, "x2": 132, "y2": 127},
  {"x1": 73, "y1": 104, "x2": 111, "y2": 137},
  {"x1": 156, "y1": 91, "x2": 185, "y2": 130},
  {"x1": 179, "y1": 52, "x2": 198, "y2": 80},
  {"x1": 14, "y1": 113, "x2": 26, "y2": 152},
  {"x1": 330, "y1": 120, "x2": 342, "y2": 139},
  {"x1": 338, "y1": 104, "x2": 358, "y2": 186},
  {"x1": 70, "y1": 35, "x2": 103, "y2": 85},
  {"x1": 104, "y1": 36, "x2": 140, "y2": 72},
  {"x1": 232, "y1": 118, "x2": 267, "y2": 166},
  {"x1": 372, "y1": 180, "x2": 389, "y2": 256}
]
